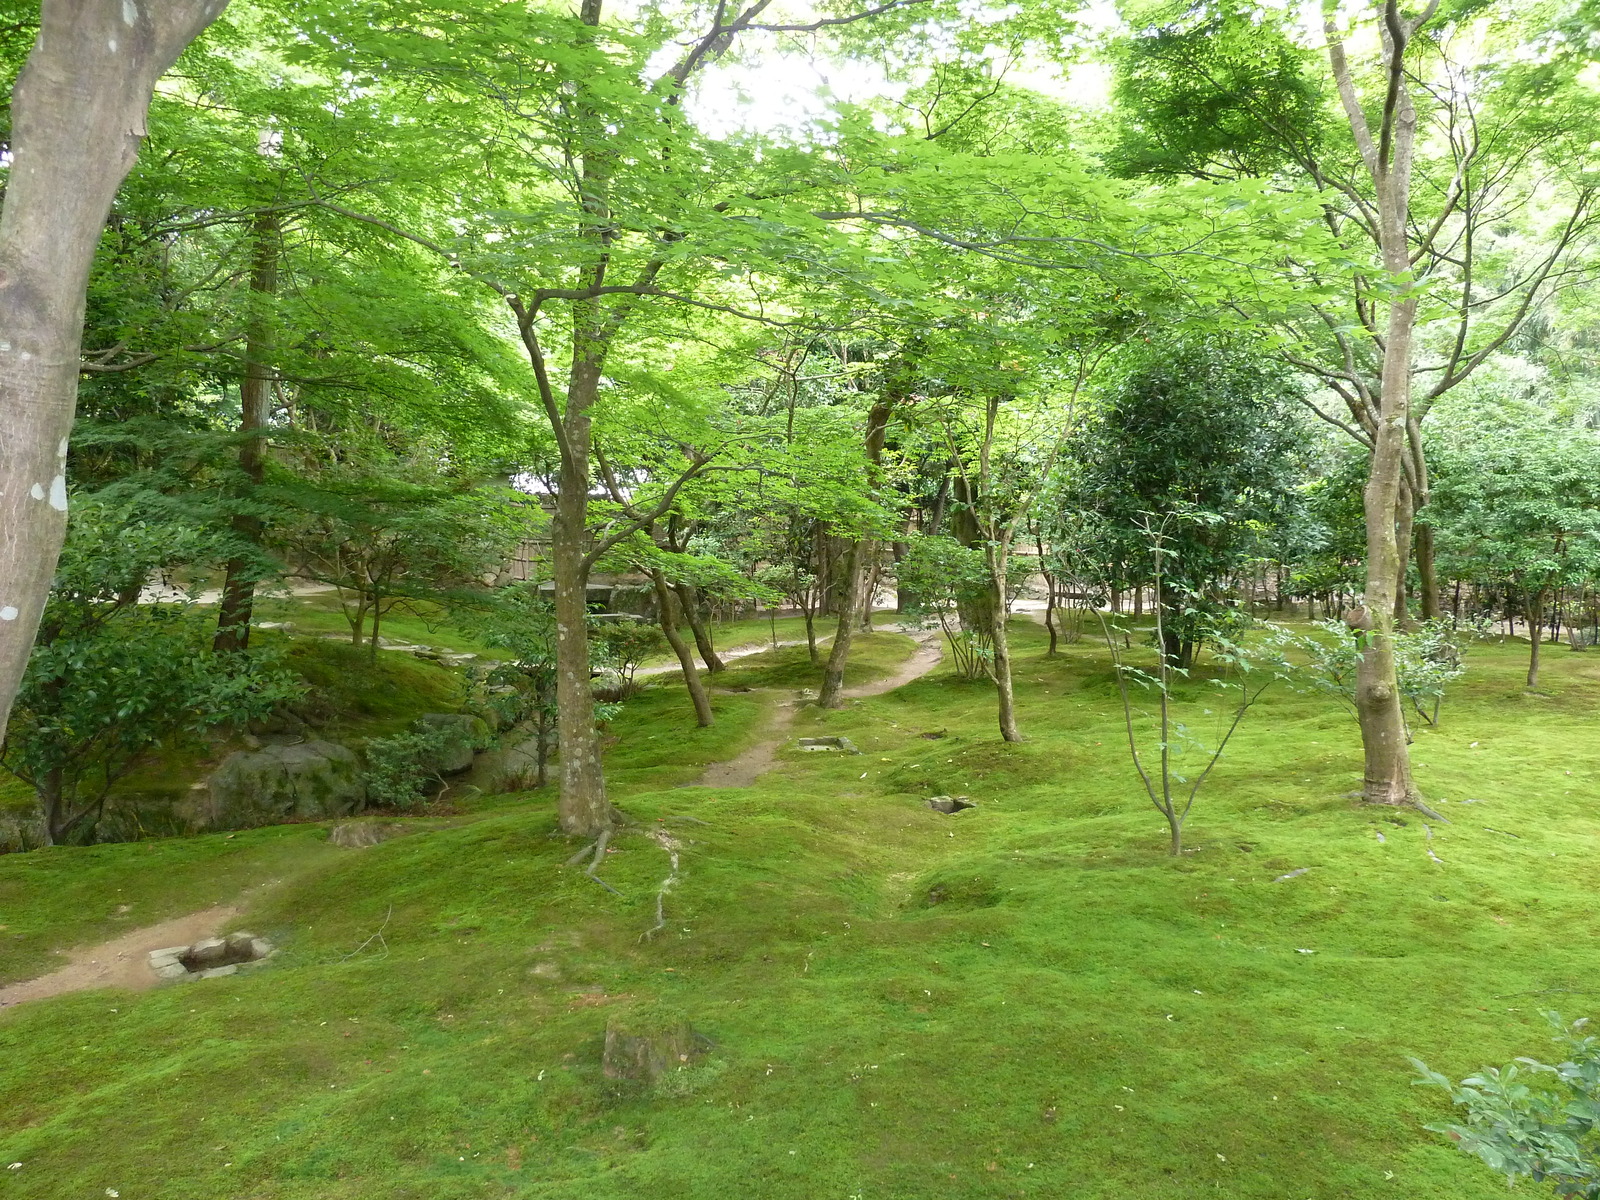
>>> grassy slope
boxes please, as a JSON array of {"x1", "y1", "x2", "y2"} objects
[{"x1": 0, "y1": 621, "x2": 1597, "y2": 1198}]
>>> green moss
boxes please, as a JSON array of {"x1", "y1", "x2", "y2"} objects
[
  {"x1": 281, "y1": 637, "x2": 467, "y2": 733},
  {"x1": 0, "y1": 621, "x2": 1597, "y2": 1198}
]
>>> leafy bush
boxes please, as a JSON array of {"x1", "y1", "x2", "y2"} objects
[
  {"x1": 1299, "y1": 617, "x2": 1469, "y2": 727},
  {"x1": 1414, "y1": 1013, "x2": 1600, "y2": 1198},
  {"x1": 592, "y1": 618, "x2": 666, "y2": 700},
  {"x1": 363, "y1": 721, "x2": 471, "y2": 808},
  {"x1": 2, "y1": 499, "x2": 302, "y2": 845}
]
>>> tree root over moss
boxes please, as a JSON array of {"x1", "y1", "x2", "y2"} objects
[
  {"x1": 565, "y1": 828, "x2": 622, "y2": 895},
  {"x1": 639, "y1": 827, "x2": 683, "y2": 943}
]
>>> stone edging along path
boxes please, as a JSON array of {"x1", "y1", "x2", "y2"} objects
[{"x1": 0, "y1": 902, "x2": 245, "y2": 1010}]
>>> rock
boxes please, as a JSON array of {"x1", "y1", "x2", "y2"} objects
[
  {"x1": 184, "y1": 937, "x2": 231, "y2": 969},
  {"x1": 148, "y1": 946, "x2": 189, "y2": 979},
  {"x1": 796, "y1": 736, "x2": 862, "y2": 755},
  {"x1": 0, "y1": 806, "x2": 46, "y2": 854},
  {"x1": 926, "y1": 795, "x2": 975, "y2": 814},
  {"x1": 158, "y1": 933, "x2": 274, "y2": 981},
  {"x1": 919, "y1": 729, "x2": 948, "y2": 739},
  {"x1": 224, "y1": 931, "x2": 258, "y2": 956},
  {"x1": 417, "y1": 713, "x2": 493, "y2": 773},
  {"x1": 602, "y1": 1018, "x2": 710, "y2": 1085},
  {"x1": 188, "y1": 741, "x2": 366, "y2": 832},
  {"x1": 328, "y1": 820, "x2": 406, "y2": 849}
]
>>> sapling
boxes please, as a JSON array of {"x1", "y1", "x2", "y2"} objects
[{"x1": 1098, "y1": 514, "x2": 1295, "y2": 855}]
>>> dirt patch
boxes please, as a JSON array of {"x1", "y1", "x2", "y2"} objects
[{"x1": 0, "y1": 903, "x2": 245, "y2": 1011}]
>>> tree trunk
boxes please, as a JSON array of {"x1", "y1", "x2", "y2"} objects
[
  {"x1": 0, "y1": 0, "x2": 231, "y2": 737},
  {"x1": 1041, "y1": 558, "x2": 1059, "y2": 657},
  {"x1": 672, "y1": 581, "x2": 723, "y2": 673},
  {"x1": 819, "y1": 539, "x2": 869, "y2": 708},
  {"x1": 1393, "y1": 476, "x2": 1415, "y2": 625},
  {"x1": 1328, "y1": 6, "x2": 1426, "y2": 809},
  {"x1": 368, "y1": 597, "x2": 383, "y2": 663},
  {"x1": 988, "y1": 544, "x2": 1020, "y2": 742},
  {"x1": 214, "y1": 211, "x2": 280, "y2": 653},
  {"x1": 1410, "y1": 429, "x2": 1442, "y2": 621},
  {"x1": 1526, "y1": 586, "x2": 1545, "y2": 689},
  {"x1": 654, "y1": 571, "x2": 713, "y2": 727},
  {"x1": 818, "y1": 396, "x2": 894, "y2": 709},
  {"x1": 802, "y1": 607, "x2": 818, "y2": 664},
  {"x1": 552, "y1": 402, "x2": 612, "y2": 837},
  {"x1": 39, "y1": 765, "x2": 67, "y2": 848}
]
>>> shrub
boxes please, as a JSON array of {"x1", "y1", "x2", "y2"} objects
[{"x1": 1413, "y1": 1013, "x2": 1600, "y2": 1198}]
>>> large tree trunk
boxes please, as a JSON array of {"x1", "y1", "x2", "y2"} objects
[
  {"x1": 0, "y1": 0, "x2": 230, "y2": 737},
  {"x1": 39, "y1": 766, "x2": 67, "y2": 848},
  {"x1": 550, "y1": 344, "x2": 616, "y2": 836},
  {"x1": 654, "y1": 571, "x2": 714, "y2": 727},
  {"x1": 214, "y1": 211, "x2": 280, "y2": 653},
  {"x1": 1329, "y1": 2, "x2": 1426, "y2": 810},
  {"x1": 552, "y1": 460, "x2": 610, "y2": 835}
]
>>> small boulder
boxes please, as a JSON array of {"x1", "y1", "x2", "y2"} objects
[
  {"x1": 926, "y1": 795, "x2": 976, "y2": 814},
  {"x1": 329, "y1": 820, "x2": 406, "y2": 849},
  {"x1": 602, "y1": 1018, "x2": 710, "y2": 1085},
  {"x1": 183, "y1": 937, "x2": 231, "y2": 969}
]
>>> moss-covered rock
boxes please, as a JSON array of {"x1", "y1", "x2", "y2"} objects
[{"x1": 185, "y1": 740, "x2": 366, "y2": 832}]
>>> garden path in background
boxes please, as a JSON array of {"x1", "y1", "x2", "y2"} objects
[
  {"x1": 0, "y1": 903, "x2": 241, "y2": 1010},
  {"x1": 0, "y1": 631, "x2": 942, "y2": 1007},
  {"x1": 686, "y1": 629, "x2": 943, "y2": 789}
]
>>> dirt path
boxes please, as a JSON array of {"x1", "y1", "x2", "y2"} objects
[
  {"x1": 0, "y1": 903, "x2": 241, "y2": 1011},
  {"x1": 684, "y1": 631, "x2": 944, "y2": 789}
]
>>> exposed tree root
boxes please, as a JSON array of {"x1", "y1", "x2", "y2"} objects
[
  {"x1": 1411, "y1": 798, "x2": 1450, "y2": 823},
  {"x1": 565, "y1": 828, "x2": 623, "y2": 895},
  {"x1": 639, "y1": 828, "x2": 683, "y2": 942}
]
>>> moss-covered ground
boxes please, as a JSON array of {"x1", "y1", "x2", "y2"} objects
[{"x1": 1, "y1": 618, "x2": 1597, "y2": 1198}]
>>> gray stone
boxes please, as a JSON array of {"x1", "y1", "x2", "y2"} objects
[
  {"x1": 602, "y1": 1018, "x2": 710, "y2": 1085},
  {"x1": 186, "y1": 740, "x2": 366, "y2": 832},
  {"x1": 416, "y1": 713, "x2": 493, "y2": 774},
  {"x1": 926, "y1": 795, "x2": 976, "y2": 814},
  {"x1": 185, "y1": 937, "x2": 231, "y2": 968},
  {"x1": 195, "y1": 965, "x2": 239, "y2": 979},
  {"x1": 329, "y1": 820, "x2": 405, "y2": 849},
  {"x1": 796, "y1": 736, "x2": 862, "y2": 755}
]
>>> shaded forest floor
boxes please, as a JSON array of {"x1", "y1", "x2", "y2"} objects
[{"x1": 1, "y1": 616, "x2": 1597, "y2": 1198}]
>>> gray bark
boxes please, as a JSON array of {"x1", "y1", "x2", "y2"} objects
[
  {"x1": 0, "y1": 0, "x2": 230, "y2": 739},
  {"x1": 1327, "y1": 0, "x2": 1431, "y2": 808}
]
